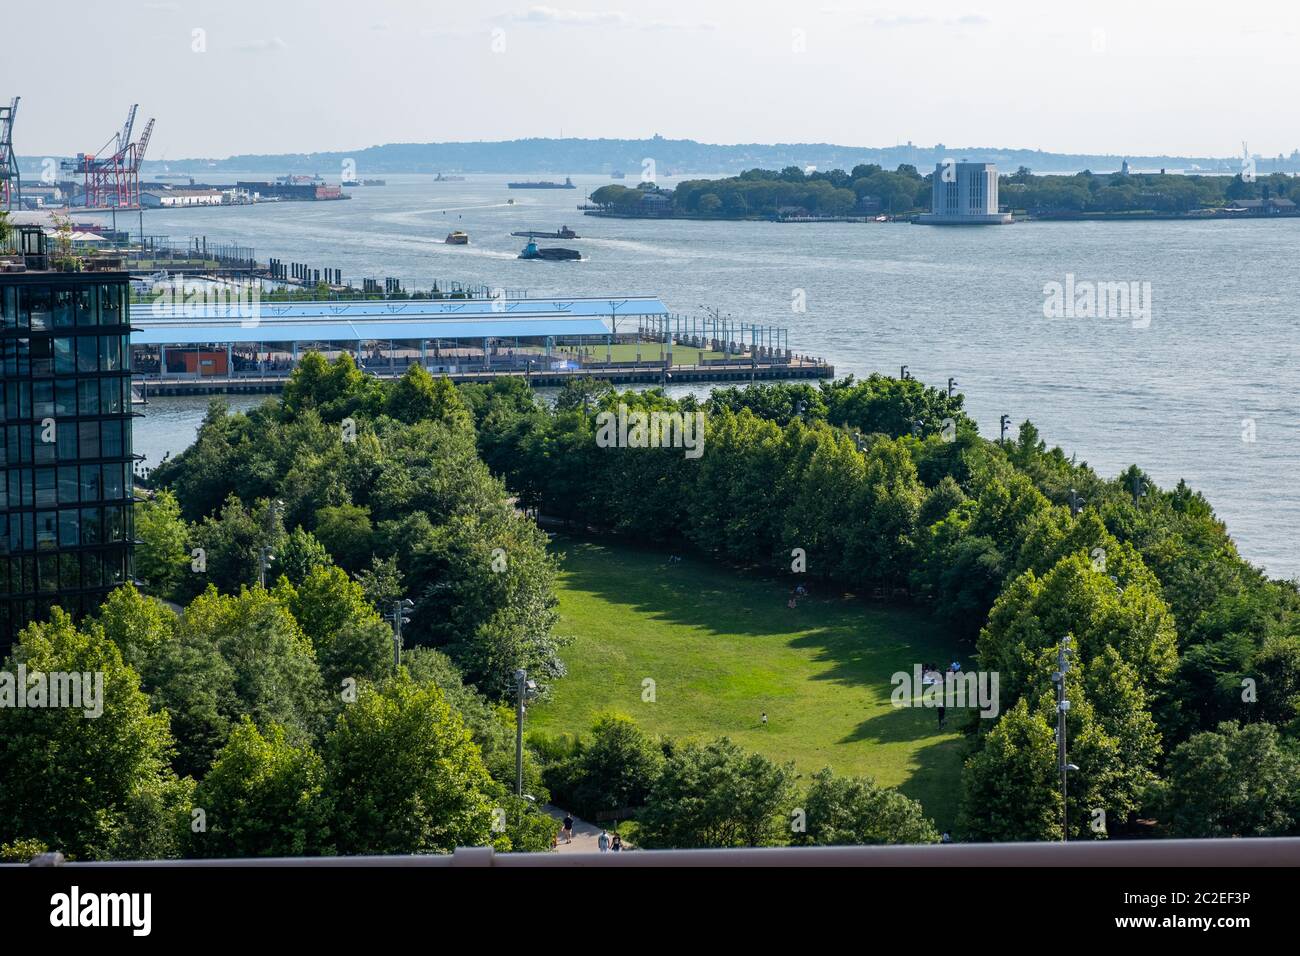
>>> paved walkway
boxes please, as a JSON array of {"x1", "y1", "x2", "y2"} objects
[{"x1": 542, "y1": 805, "x2": 627, "y2": 853}]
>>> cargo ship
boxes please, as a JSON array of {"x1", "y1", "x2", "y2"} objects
[
  {"x1": 511, "y1": 225, "x2": 579, "y2": 239},
  {"x1": 518, "y1": 239, "x2": 580, "y2": 261},
  {"x1": 507, "y1": 177, "x2": 576, "y2": 189}
]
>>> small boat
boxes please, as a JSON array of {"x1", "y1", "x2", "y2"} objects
[
  {"x1": 445, "y1": 231, "x2": 469, "y2": 245},
  {"x1": 435, "y1": 173, "x2": 465, "y2": 182},
  {"x1": 510, "y1": 225, "x2": 579, "y2": 239},
  {"x1": 518, "y1": 239, "x2": 580, "y2": 261}
]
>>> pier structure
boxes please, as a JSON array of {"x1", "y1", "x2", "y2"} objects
[{"x1": 129, "y1": 295, "x2": 830, "y2": 395}]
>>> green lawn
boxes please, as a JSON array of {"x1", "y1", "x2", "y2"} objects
[
  {"x1": 552, "y1": 343, "x2": 726, "y2": 365},
  {"x1": 530, "y1": 536, "x2": 967, "y2": 829}
]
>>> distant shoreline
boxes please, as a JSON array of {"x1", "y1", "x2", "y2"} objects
[{"x1": 581, "y1": 209, "x2": 1300, "y2": 224}]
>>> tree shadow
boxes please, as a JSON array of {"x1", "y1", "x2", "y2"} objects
[{"x1": 552, "y1": 533, "x2": 970, "y2": 825}]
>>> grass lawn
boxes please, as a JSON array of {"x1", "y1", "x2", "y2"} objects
[
  {"x1": 529, "y1": 535, "x2": 968, "y2": 829},
  {"x1": 552, "y1": 343, "x2": 726, "y2": 365}
]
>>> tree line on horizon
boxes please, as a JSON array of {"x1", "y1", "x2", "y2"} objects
[{"x1": 589, "y1": 166, "x2": 1300, "y2": 218}]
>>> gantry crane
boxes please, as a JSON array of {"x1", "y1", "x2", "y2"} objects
[{"x1": 0, "y1": 97, "x2": 19, "y2": 211}]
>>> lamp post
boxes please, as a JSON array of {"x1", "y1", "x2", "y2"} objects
[
  {"x1": 1067, "y1": 488, "x2": 1086, "y2": 517},
  {"x1": 1051, "y1": 636, "x2": 1076, "y2": 842},
  {"x1": 947, "y1": 376, "x2": 959, "y2": 398},
  {"x1": 999, "y1": 414, "x2": 1011, "y2": 445},
  {"x1": 900, "y1": 364, "x2": 910, "y2": 380},
  {"x1": 387, "y1": 598, "x2": 414, "y2": 669},
  {"x1": 257, "y1": 545, "x2": 275, "y2": 588},
  {"x1": 514, "y1": 668, "x2": 538, "y2": 797},
  {"x1": 1129, "y1": 471, "x2": 1149, "y2": 507},
  {"x1": 258, "y1": 498, "x2": 284, "y2": 587}
]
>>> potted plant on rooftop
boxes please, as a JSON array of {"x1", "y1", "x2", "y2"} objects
[{"x1": 51, "y1": 212, "x2": 84, "y2": 271}]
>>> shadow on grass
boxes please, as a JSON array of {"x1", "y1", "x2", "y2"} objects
[
  {"x1": 555, "y1": 534, "x2": 964, "y2": 688},
  {"x1": 552, "y1": 533, "x2": 969, "y2": 825}
]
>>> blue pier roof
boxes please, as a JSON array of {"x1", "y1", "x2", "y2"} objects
[{"x1": 130, "y1": 295, "x2": 667, "y2": 345}]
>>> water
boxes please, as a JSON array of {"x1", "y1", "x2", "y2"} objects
[{"x1": 112, "y1": 174, "x2": 1300, "y2": 579}]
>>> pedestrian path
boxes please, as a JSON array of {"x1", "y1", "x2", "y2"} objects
[{"x1": 542, "y1": 805, "x2": 625, "y2": 853}]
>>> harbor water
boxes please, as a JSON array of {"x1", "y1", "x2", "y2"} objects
[{"x1": 111, "y1": 173, "x2": 1300, "y2": 579}]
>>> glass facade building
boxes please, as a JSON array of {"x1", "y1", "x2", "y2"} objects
[{"x1": 1, "y1": 269, "x2": 135, "y2": 649}]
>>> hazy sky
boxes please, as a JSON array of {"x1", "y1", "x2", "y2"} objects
[{"x1": 6, "y1": 0, "x2": 1298, "y2": 159}]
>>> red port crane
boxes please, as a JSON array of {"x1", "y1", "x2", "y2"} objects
[
  {"x1": 62, "y1": 104, "x2": 155, "y2": 209},
  {"x1": 0, "y1": 97, "x2": 19, "y2": 211}
]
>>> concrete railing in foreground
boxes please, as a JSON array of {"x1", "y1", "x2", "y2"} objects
[{"x1": 15, "y1": 838, "x2": 1300, "y2": 867}]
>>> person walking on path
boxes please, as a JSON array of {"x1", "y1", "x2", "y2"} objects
[
  {"x1": 598, "y1": 830, "x2": 610, "y2": 852},
  {"x1": 611, "y1": 833, "x2": 623, "y2": 852},
  {"x1": 562, "y1": 814, "x2": 574, "y2": 844}
]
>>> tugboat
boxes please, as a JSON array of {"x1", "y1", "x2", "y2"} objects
[
  {"x1": 445, "y1": 231, "x2": 469, "y2": 245},
  {"x1": 518, "y1": 239, "x2": 581, "y2": 261},
  {"x1": 510, "y1": 225, "x2": 579, "y2": 239}
]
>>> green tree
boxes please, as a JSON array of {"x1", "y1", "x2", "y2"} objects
[
  {"x1": 386, "y1": 365, "x2": 474, "y2": 429},
  {"x1": 636, "y1": 738, "x2": 795, "y2": 848},
  {"x1": 0, "y1": 610, "x2": 193, "y2": 860},
  {"x1": 796, "y1": 768, "x2": 939, "y2": 845},
  {"x1": 145, "y1": 586, "x2": 327, "y2": 778},
  {"x1": 561, "y1": 713, "x2": 664, "y2": 820},
  {"x1": 95, "y1": 583, "x2": 177, "y2": 673},
  {"x1": 957, "y1": 698, "x2": 1060, "y2": 842},
  {"x1": 324, "y1": 675, "x2": 498, "y2": 854},
  {"x1": 191, "y1": 718, "x2": 333, "y2": 857},
  {"x1": 313, "y1": 503, "x2": 374, "y2": 573},
  {"x1": 135, "y1": 490, "x2": 191, "y2": 598},
  {"x1": 275, "y1": 526, "x2": 333, "y2": 587},
  {"x1": 278, "y1": 565, "x2": 392, "y2": 689},
  {"x1": 1157, "y1": 721, "x2": 1299, "y2": 837}
]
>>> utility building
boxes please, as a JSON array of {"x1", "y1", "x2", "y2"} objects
[{"x1": 918, "y1": 162, "x2": 1012, "y2": 224}]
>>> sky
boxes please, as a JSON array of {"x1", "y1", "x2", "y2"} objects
[{"x1": 5, "y1": 0, "x2": 1299, "y2": 160}]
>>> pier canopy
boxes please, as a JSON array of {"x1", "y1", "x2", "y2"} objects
[
  {"x1": 129, "y1": 294, "x2": 672, "y2": 378},
  {"x1": 131, "y1": 294, "x2": 668, "y2": 345}
]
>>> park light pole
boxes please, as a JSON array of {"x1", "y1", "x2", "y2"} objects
[
  {"x1": 514, "y1": 668, "x2": 538, "y2": 797},
  {"x1": 1067, "y1": 488, "x2": 1086, "y2": 517},
  {"x1": 947, "y1": 376, "x2": 959, "y2": 398},
  {"x1": 999, "y1": 414, "x2": 1011, "y2": 445},
  {"x1": 387, "y1": 598, "x2": 414, "y2": 669},
  {"x1": 258, "y1": 499, "x2": 285, "y2": 588},
  {"x1": 1051, "y1": 635, "x2": 1077, "y2": 842},
  {"x1": 257, "y1": 545, "x2": 275, "y2": 588},
  {"x1": 1129, "y1": 471, "x2": 1149, "y2": 506}
]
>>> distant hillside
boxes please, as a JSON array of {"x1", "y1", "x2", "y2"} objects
[{"x1": 31, "y1": 136, "x2": 1300, "y2": 178}]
